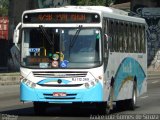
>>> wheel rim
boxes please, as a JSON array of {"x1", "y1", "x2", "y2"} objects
[{"x1": 133, "y1": 89, "x2": 136, "y2": 105}]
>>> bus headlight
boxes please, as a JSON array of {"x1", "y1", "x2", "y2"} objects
[
  {"x1": 95, "y1": 79, "x2": 99, "y2": 83},
  {"x1": 31, "y1": 82, "x2": 36, "y2": 88},
  {"x1": 21, "y1": 78, "x2": 27, "y2": 83},
  {"x1": 21, "y1": 78, "x2": 36, "y2": 88}
]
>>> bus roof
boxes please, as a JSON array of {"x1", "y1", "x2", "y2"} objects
[{"x1": 22, "y1": 6, "x2": 146, "y2": 24}]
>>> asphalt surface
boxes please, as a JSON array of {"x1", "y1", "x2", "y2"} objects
[{"x1": 0, "y1": 76, "x2": 160, "y2": 120}]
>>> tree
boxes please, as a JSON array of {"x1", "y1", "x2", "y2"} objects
[
  {"x1": 0, "y1": 0, "x2": 9, "y2": 16},
  {"x1": 106, "y1": 0, "x2": 116, "y2": 6},
  {"x1": 73, "y1": 0, "x2": 115, "y2": 6},
  {"x1": 77, "y1": 0, "x2": 105, "y2": 6}
]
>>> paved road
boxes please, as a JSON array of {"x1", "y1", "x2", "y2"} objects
[{"x1": 0, "y1": 77, "x2": 160, "y2": 120}]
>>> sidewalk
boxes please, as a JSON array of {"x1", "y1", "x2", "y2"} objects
[
  {"x1": 0, "y1": 71, "x2": 160, "y2": 86},
  {"x1": 0, "y1": 72, "x2": 20, "y2": 86},
  {"x1": 147, "y1": 71, "x2": 160, "y2": 79}
]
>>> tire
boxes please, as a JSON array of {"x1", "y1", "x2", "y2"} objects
[
  {"x1": 33, "y1": 102, "x2": 47, "y2": 115},
  {"x1": 126, "y1": 80, "x2": 137, "y2": 110},
  {"x1": 105, "y1": 105, "x2": 111, "y2": 115},
  {"x1": 116, "y1": 100, "x2": 126, "y2": 111},
  {"x1": 97, "y1": 102, "x2": 111, "y2": 115},
  {"x1": 116, "y1": 80, "x2": 137, "y2": 111}
]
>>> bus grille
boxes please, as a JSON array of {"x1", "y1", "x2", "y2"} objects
[{"x1": 32, "y1": 71, "x2": 88, "y2": 78}]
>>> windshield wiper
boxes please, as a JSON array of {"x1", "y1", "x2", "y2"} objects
[
  {"x1": 69, "y1": 25, "x2": 82, "y2": 48},
  {"x1": 69, "y1": 25, "x2": 82, "y2": 58},
  {"x1": 39, "y1": 25, "x2": 54, "y2": 46}
]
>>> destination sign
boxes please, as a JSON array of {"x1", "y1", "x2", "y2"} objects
[{"x1": 23, "y1": 12, "x2": 100, "y2": 23}]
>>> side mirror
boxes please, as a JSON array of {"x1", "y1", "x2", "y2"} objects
[{"x1": 13, "y1": 22, "x2": 22, "y2": 44}]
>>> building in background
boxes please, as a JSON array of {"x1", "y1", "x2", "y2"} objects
[
  {"x1": 111, "y1": 2, "x2": 130, "y2": 11},
  {"x1": 6, "y1": 0, "x2": 160, "y2": 71},
  {"x1": 130, "y1": 0, "x2": 160, "y2": 71},
  {"x1": 0, "y1": 16, "x2": 8, "y2": 71},
  {"x1": 0, "y1": 16, "x2": 8, "y2": 40},
  {"x1": 111, "y1": 0, "x2": 160, "y2": 71},
  {"x1": 38, "y1": 0, "x2": 70, "y2": 8},
  {"x1": 7, "y1": 0, "x2": 71, "y2": 71},
  {"x1": 8, "y1": 0, "x2": 71, "y2": 42}
]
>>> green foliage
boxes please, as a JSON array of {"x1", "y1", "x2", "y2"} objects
[
  {"x1": 0, "y1": 8, "x2": 8, "y2": 16},
  {"x1": 0, "y1": 0, "x2": 9, "y2": 8},
  {"x1": 106, "y1": 0, "x2": 116, "y2": 6},
  {"x1": 76, "y1": 0, "x2": 105, "y2": 6},
  {"x1": 0, "y1": 0, "x2": 9, "y2": 16},
  {"x1": 75, "y1": 0, "x2": 115, "y2": 6}
]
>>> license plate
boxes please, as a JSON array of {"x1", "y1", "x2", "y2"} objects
[{"x1": 53, "y1": 92, "x2": 66, "y2": 97}]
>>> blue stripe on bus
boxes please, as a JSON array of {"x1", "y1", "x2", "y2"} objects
[
  {"x1": 20, "y1": 82, "x2": 103, "y2": 103},
  {"x1": 38, "y1": 78, "x2": 71, "y2": 84},
  {"x1": 114, "y1": 57, "x2": 146, "y2": 98}
]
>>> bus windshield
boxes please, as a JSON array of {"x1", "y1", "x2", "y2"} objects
[{"x1": 21, "y1": 28, "x2": 102, "y2": 69}]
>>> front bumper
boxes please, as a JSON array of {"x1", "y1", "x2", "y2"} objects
[{"x1": 20, "y1": 82, "x2": 103, "y2": 103}]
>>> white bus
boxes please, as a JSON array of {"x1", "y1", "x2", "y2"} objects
[{"x1": 17, "y1": 6, "x2": 147, "y2": 114}]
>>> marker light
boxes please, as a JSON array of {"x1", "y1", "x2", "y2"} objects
[
  {"x1": 98, "y1": 76, "x2": 102, "y2": 80},
  {"x1": 95, "y1": 79, "x2": 99, "y2": 83},
  {"x1": 85, "y1": 83, "x2": 90, "y2": 89}
]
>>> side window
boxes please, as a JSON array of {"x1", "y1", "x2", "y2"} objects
[
  {"x1": 133, "y1": 25, "x2": 137, "y2": 52},
  {"x1": 137, "y1": 26, "x2": 141, "y2": 52},
  {"x1": 135, "y1": 25, "x2": 139, "y2": 52},
  {"x1": 102, "y1": 18, "x2": 106, "y2": 34},
  {"x1": 112, "y1": 22, "x2": 116, "y2": 51},
  {"x1": 121, "y1": 22, "x2": 125, "y2": 52},
  {"x1": 139, "y1": 26, "x2": 142, "y2": 52},
  {"x1": 103, "y1": 19, "x2": 106, "y2": 51},
  {"x1": 107, "y1": 19, "x2": 112, "y2": 50},
  {"x1": 119, "y1": 22, "x2": 123, "y2": 52},
  {"x1": 107, "y1": 20, "x2": 146, "y2": 53},
  {"x1": 115, "y1": 22, "x2": 119, "y2": 51},
  {"x1": 128, "y1": 24, "x2": 132, "y2": 52},
  {"x1": 131, "y1": 24, "x2": 135, "y2": 52},
  {"x1": 126, "y1": 23, "x2": 130, "y2": 52},
  {"x1": 124, "y1": 24, "x2": 128, "y2": 52},
  {"x1": 139, "y1": 25, "x2": 145, "y2": 53},
  {"x1": 112, "y1": 21, "x2": 116, "y2": 52},
  {"x1": 110, "y1": 21, "x2": 114, "y2": 52},
  {"x1": 142, "y1": 26, "x2": 146, "y2": 53}
]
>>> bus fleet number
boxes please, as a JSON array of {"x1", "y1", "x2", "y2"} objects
[{"x1": 72, "y1": 78, "x2": 89, "y2": 81}]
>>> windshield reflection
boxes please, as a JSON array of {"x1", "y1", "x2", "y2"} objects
[{"x1": 21, "y1": 28, "x2": 101, "y2": 69}]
